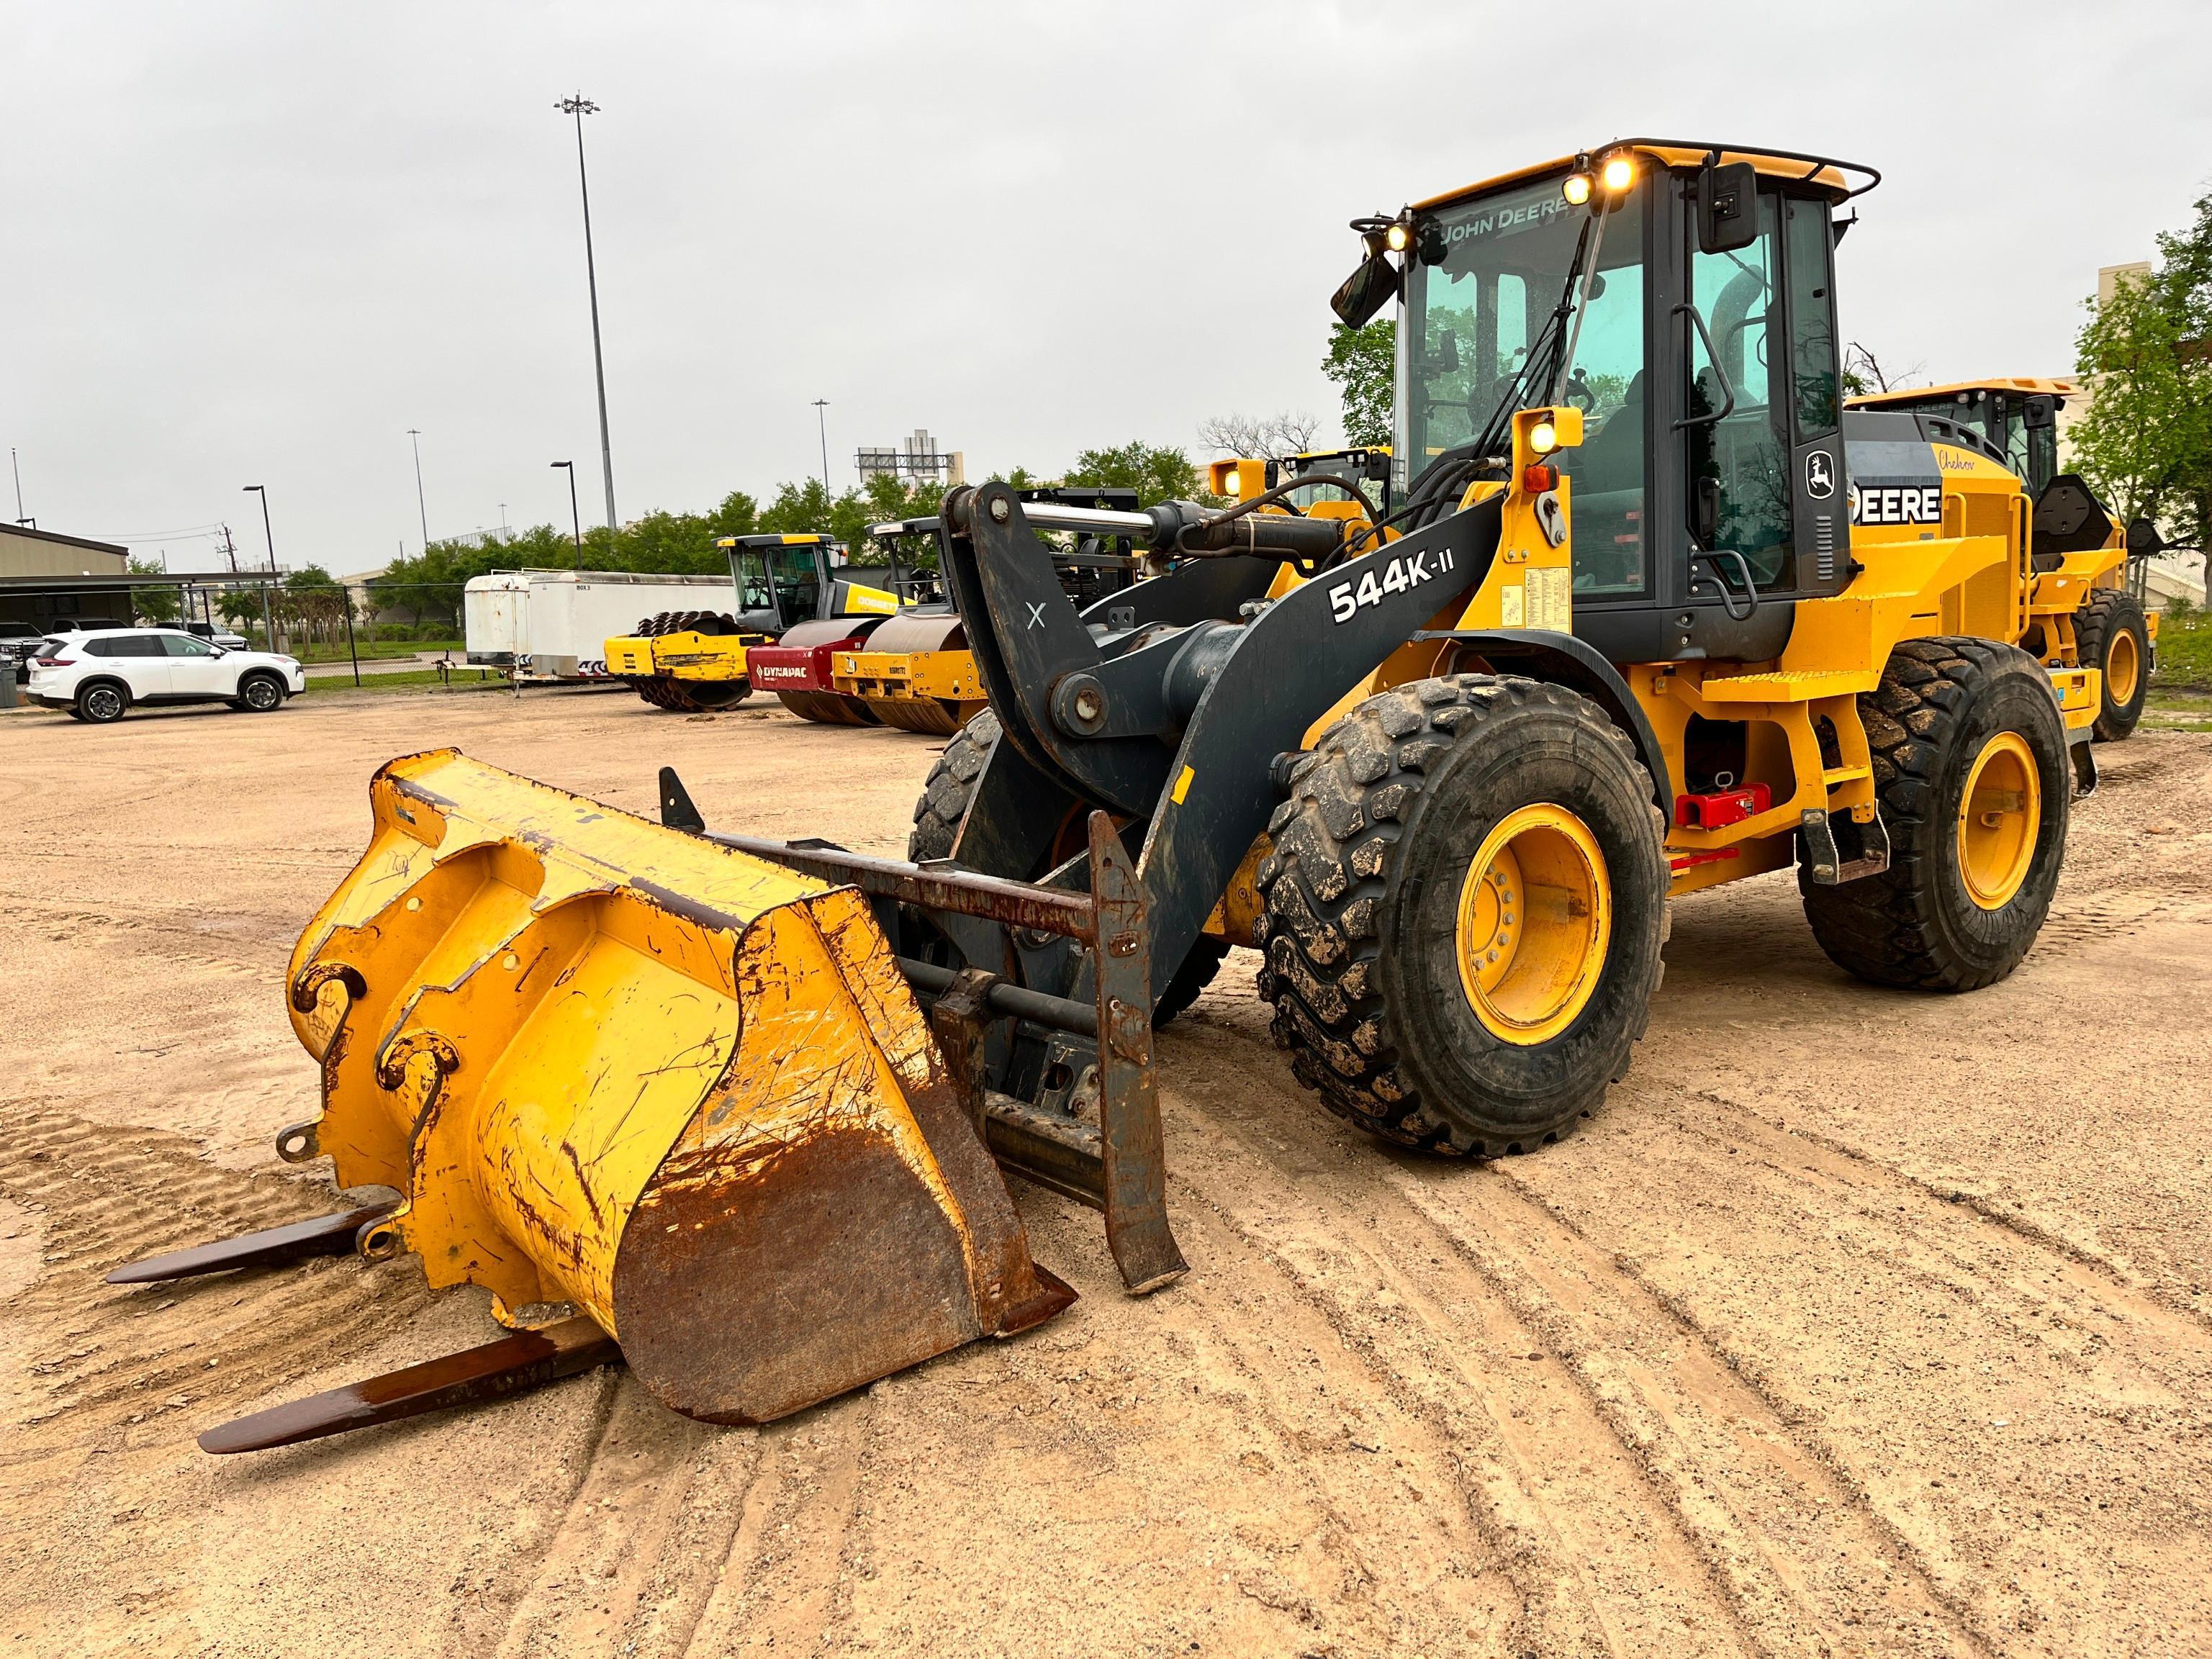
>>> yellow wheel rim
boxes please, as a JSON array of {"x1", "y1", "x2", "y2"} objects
[
  {"x1": 1453, "y1": 805, "x2": 1611, "y2": 1046},
  {"x1": 2105, "y1": 626, "x2": 2140, "y2": 704},
  {"x1": 1956, "y1": 731, "x2": 2041, "y2": 911}
]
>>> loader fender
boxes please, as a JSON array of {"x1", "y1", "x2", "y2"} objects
[
  {"x1": 1416, "y1": 628, "x2": 1671, "y2": 818},
  {"x1": 284, "y1": 749, "x2": 1071, "y2": 1425}
]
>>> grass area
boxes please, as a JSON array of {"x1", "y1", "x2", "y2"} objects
[
  {"x1": 299, "y1": 669, "x2": 505, "y2": 695},
  {"x1": 2152, "y1": 607, "x2": 2212, "y2": 691},
  {"x1": 2144, "y1": 685, "x2": 2212, "y2": 733}
]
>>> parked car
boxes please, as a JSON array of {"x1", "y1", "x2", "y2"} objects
[
  {"x1": 0, "y1": 623, "x2": 66, "y2": 684},
  {"x1": 184, "y1": 620, "x2": 252, "y2": 650},
  {"x1": 24, "y1": 628, "x2": 306, "y2": 723}
]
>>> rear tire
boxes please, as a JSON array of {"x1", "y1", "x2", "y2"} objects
[
  {"x1": 77, "y1": 682, "x2": 129, "y2": 723},
  {"x1": 1257, "y1": 676, "x2": 1669, "y2": 1156},
  {"x1": 1801, "y1": 638, "x2": 2067, "y2": 990},
  {"x1": 2074, "y1": 589, "x2": 2149, "y2": 741},
  {"x1": 908, "y1": 709, "x2": 1224, "y2": 1027}
]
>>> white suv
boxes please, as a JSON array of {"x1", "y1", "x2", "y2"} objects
[{"x1": 26, "y1": 628, "x2": 307, "y2": 723}]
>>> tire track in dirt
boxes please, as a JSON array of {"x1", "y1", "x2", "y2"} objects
[
  {"x1": 1162, "y1": 1021, "x2": 1985, "y2": 1658},
  {"x1": 682, "y1": 1393, "x2": 877, "y2": 1655},
  {"x1": 0, "y1": 1107, "x2": 428, "y2": 1437},
  {"x1": 0, "y1": 1107, "x2": 435, "y2": 1655},
  {"x1": 484, "y1": 1374, "x2": 764, "y2": 1658},
  {"x1": 1495, "y1": 1081, "x2": 2212, "y2": 1654}
]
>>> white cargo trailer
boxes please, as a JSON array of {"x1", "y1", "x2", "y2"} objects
[
  {"x1": 463, "y1": 574, "x2": 531, "y2": 667},
  {"x1": 462, "y1": 570, "x2": 737, "y2": 682}
]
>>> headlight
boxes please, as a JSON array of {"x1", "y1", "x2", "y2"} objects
[
  {"x1": 1384, "y1": 222, "x2": 1410, "y2": 253},
  {"x1": 1529, "y1": 420, "x2": 1559, "y2": 454},
  {"x1": 1600, "y1": 155, "x2": 1635, "y2": 192},
  {"x1": 1561, "y1": 173, "x2": 1592, "y2": 206}
]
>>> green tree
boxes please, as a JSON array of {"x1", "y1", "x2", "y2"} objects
[
  {"x1": 2069, "y1": 191, "x2": 2212, "y2": 589},
  {"x1": 127, "y1": 556, "x2": 180, "y2": 622},
  {"x1": 1063, "y1": 440, "x2": 1201, "y2": 506},
  {"x1": 1323, "y1": 320, "x2": 1395, "y2": 447},
  {"x1": 280, "y1": 564, "x2": 351, "y2": 645}
]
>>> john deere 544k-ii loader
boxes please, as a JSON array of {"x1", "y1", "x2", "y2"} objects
[{"x1": 119, "y1": 138, "x2": 2123, "y2": 1453}]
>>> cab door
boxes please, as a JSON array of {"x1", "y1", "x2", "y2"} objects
[{"x1": 1670, "y1": 181, "x2": 1848, "y2": 648}]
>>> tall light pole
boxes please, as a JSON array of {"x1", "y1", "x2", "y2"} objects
[
  {"x1": 813, "y1": 399, "x2": 831, "y2": 494},
  {"x1": 556, "y1": 93, "x2": 618, "y2": 531},
  {"x1": 9, "y1": 447, "x2": 25, "y2": 525},
  {"x1": 407, "y1": 428, "x2": 430, "y2": 551},
  {"x1": 551, "y1": 461, "x2": 582, "y2": 568},
  {"x1": 242, "y1": 484, "x2": 278, "y2": 648}
]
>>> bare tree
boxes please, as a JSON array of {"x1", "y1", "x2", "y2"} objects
[
  {"x1": 1197, "y1": 411, "x2": 1323, "y2": 458},
  {"x1": 1841, "y1": 342, "x2": 1927, "y2": 397}
]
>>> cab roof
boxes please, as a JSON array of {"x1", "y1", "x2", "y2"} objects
[
  {"x1": 715, "y1": 533, "x2": 827, "y2": 549},
  {"x1": 1848, "y1": 377, "x2": 2077, "y2": 407},
  {"x1": 1411, "y1": 138, "x2": 1877, "y2": 216}
]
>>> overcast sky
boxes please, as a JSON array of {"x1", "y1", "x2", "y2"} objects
[{"x1": 4, "y1": 1, "x2": 2206, "y2": 577}]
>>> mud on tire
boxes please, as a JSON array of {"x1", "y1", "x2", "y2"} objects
[
  {"x1": 1256, "y1": 675, "x2": 1669, "y2": 1157},
  {"x1": 1800, "y1": 637, "x2": 2068, "y2": 990}
]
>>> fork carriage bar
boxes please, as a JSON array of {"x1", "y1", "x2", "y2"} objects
[{"x1": 699, "y1": 797, "x2": 1186, "y2": 1293}]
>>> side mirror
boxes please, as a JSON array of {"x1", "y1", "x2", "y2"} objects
[
  {"x1": 1330, "y1": 253, "x2": 1399, "y2": 328},
  {"x1": 2023, "y1": 394, "x2": 2057, "y2": 430},
  {"x1": 1692, "y1": 475, "x2": 1722, "y2": 547},
  {"x1": 1696, "y1": 161, "x2": 1760, "y2": 254},
  {"x1": 2126, "y1": 517, "x2": 2165, "y2": 557}
]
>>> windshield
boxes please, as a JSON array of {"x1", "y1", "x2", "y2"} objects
[{"x1": 1401, "y1": 173, "x2": 1651, "y2": 592}]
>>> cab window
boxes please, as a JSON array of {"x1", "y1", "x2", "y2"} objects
[
  {"x1": 1685, "y1": 191, "x2": 1792, "y2": 588},
  {"x1": 1554, "y1": 191, "x2": 1648, "y2": 597},
  {"x1": 767, "y1": 548, "x2": 821, "y2": 620},
  {"x1": 1785, "y1": 196, "x2": 1839, "y2": 441},
  {"x1": 161, "y1": 634, "x2": 217, "y2": 657}
]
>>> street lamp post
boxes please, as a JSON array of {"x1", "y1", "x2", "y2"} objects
[
  {"x1": 552, "y1": 461, "x2": 582, "y2": 568},
  {"x1": 813, "y1": 399, "x2": 831, "y2": 494},
  {"x1": 242, "y1": 484, "x2": 278, "y2": 650},
  {"x1": 556, "y1": 94, "x2": 618, "y2": 532},
  {"x1": 407, "y1": 428, "x2": 430, "y2": 551}
]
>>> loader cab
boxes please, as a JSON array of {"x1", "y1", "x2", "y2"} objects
[
  {"x1": 1846, "y1": 381, "x2": 2069, "y2": 496},
  {"x1": 1392, "y1": 142, "x2": 1877, "y2": 665},
  {"x1": 719, "y1": 533, "x2": 829, "y2": 631}
]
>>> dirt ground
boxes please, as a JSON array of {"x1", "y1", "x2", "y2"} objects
[{"x1": 2, "y1": 687, "x2": 2209, "y2": 1658}]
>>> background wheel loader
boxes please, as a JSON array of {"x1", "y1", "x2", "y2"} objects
[
  {"x1": 604, "y1": 533, "x2": 899, "y2": 713},
  {"x1": 1848, "y1": 378, "x2": 2159, "y2": 740},
  {"x1": 828, "y1": 489, "x2": 1148, "y2": 734},
  {"x1": 115, "y1": 138, "x2": 2113, "y2": 1455}
]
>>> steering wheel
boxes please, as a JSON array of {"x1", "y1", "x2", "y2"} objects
[{"x1": 1564, "y1": 371, "x2": 1598, "y2": 412}]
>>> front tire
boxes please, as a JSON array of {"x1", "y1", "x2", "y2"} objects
[
  {"x1": 1257, "y1": 676, "x2": 1669, "y2": 1156},
  {"x1": 2074, "y1": 589, "x2": 2149, "y2": 741},
  {"x1": 237, "y1": 672, "x2": 286, "y2": 712},
  {"x1": 77, "y1": 682, "x2": 129, "y2": 723},
  {"x1": 1801, "y1": 638, "x2": 2067, "y2": 990}
]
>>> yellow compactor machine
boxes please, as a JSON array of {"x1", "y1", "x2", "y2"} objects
[
  {"x1": 114, "y1": 138, "x2": 2145, "y2": 1453},
  {"x1": 605, "y1": 533, "x2": 899, "y2": 712}
]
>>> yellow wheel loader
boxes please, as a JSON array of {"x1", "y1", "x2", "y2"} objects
[
  {"x1": 604, "y1": 533, "x2": 899, "y2": 713},
  {"x1": 1848, "y1": 378, "x2": 2160, "y2": 739},
  {"x1": 117, "y1": 138, "x2": 2111, "y2": 1453}
]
